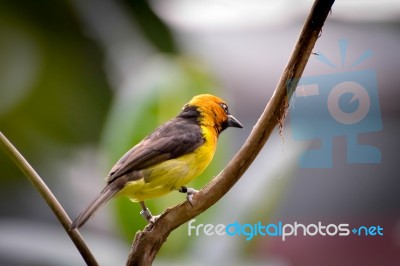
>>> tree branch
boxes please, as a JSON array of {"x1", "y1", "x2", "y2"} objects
[
  {"x1": 127, "y1": 0, "x2": 335, "y2": 265},
  {"x1": 0, "y1": 132, "x2": 99, "y2": 266}
]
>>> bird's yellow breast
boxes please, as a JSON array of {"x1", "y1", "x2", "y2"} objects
[{"x1": 118, "y1": 125, "x2": 217, "y2": 202}]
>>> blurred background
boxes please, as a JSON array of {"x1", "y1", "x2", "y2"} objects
[{"x1": 1, "y1": 0, "x2": 400, "y2": 265}]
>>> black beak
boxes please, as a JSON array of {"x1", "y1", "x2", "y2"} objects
[{"x1": 227, "y1": 114, "x2": 243, "y2": 128}]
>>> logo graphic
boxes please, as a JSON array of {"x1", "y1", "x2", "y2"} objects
[
  {"x1": 288, "y1": 39, "x2": 382, "y2": 168},
  {"x1": 188, "y1": 219, "x2": 384, "y2": 241}
]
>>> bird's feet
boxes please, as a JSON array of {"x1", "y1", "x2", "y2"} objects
[
  {"x1": 179, "y1": 186, "x2": 198, "y2": 207},
  {"x1": 139, "y1": 201, "x2": 159, "y2": 224},
  {"x1": 140, "y1": 207, "x2": 159, "y2": 223}
]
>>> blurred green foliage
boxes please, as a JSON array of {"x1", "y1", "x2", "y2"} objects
[
  {"x1": 122, "y1": 0, "x2": 177, "y2": 54},
  {"x1": 0, "y1": 1, "x2": 112, "y2": 163},
  {"x1": 0, "y1": 3, "x2": 115, "y2": 235},
  {"x1": 0, "y1": 0, "x2": 225, "y2": 259}
]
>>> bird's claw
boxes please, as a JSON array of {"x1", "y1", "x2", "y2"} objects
[
  {"x1": 186, "y1": 188, "x2": 198, "y2": 207},
  {"x1": 140, "y1": 208, "x2": 159, "y2": 224},
  {"x1": 179, "y1": 186, "x2": 198, "y2": 207},
  {"x1": 149, "y1": 215, "x2": 160, "y2": 224}
]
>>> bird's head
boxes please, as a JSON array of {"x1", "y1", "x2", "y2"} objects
[{"x1": 179, "y1": 94, "x2": 243, "y2": 134}]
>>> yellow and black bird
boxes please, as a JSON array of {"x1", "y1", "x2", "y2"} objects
[{"x1": 71, "y1": 94, "x2": 242, "y2": 229}]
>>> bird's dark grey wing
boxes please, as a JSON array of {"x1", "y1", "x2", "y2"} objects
[{"x1": 106, "y1": 118, "x2": 204, "y2": 184}]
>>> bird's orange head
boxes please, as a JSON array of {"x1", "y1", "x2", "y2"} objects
[{"x1": 179, "y1": 94, "x2": 243, "y2": 135}]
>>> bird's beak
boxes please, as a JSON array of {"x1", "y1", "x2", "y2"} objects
[{"x1": 227, "y1": 114, "x2": 243, "y2": 128}]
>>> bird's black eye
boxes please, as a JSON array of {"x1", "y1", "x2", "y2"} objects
[{"x1": 220, "y1": 103, "x2": 229, "y2": 114}]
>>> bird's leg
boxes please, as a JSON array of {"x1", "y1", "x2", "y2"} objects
[
  {"x1": 139, "y1": 201, "x2": 158, "y2": 223},
  {"x1": 179, "y1": 186, "x2": 198, "y2": 207}
]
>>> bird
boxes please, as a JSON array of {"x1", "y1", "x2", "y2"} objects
[{"x1": 70, "y1": 94, "x2": 243, "y2": 229}]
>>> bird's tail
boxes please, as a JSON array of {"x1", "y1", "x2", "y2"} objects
[{"x1": 70, "y1": 185, "x2": 118, "y2": 230}]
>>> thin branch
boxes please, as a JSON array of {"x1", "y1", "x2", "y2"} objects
[
  {"x1": 126, "y1": 0, "x2": 335, "y2": 265},
  {"x1": 0, "y1": 132, "x2": 99, "y2": 266}
]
